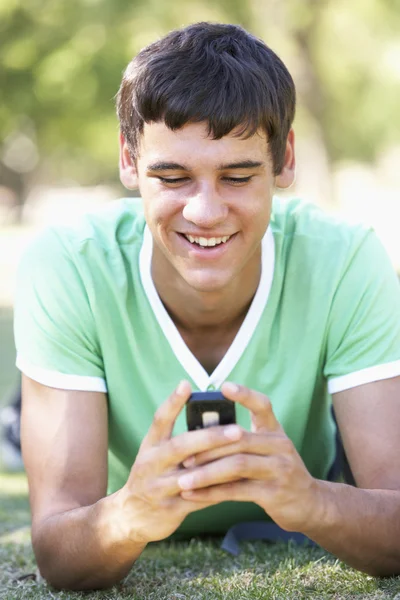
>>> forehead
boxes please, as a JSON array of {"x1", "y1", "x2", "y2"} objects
[{"x1": 137, "y1": 121, "x2": 269, "y2": 166}]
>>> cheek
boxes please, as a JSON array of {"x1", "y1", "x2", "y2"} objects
[
  {"x1": 142, "y1": 190, "x2": 183, "y2": 230},
  {"x1": 236, "y1": 196, "x2": 271, "y2": 227}
]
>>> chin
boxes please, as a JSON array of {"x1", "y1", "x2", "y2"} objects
[{"x1": 181, "y1": 271, "x2": 232, "y2": 294}]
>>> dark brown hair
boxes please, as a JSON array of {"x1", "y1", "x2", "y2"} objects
[{"x1": 116, "y1": 22, "x2": 295, "y2": 175}]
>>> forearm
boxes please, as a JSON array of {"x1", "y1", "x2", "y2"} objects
[
  {"x1": 32, "y1": 490, "x2": 147, "y2": 591},
  {"x1": 304, "y1": 481, "x2": 400, "y2": 576}
]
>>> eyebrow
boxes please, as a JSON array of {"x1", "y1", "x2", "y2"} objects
[
  {"x1": 146, "y1": 160, "x2": 264, "y2": 172},
  {"x1": 147, "y1": 162, "x2": 191, "y2": 172},
  {"x1": 218, "y1": 160, "x2": 264, "y2": 170}
]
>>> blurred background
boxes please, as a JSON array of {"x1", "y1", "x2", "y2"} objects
[{"x1": 1, "y1": 0, "x2": 400, "y2": 413}]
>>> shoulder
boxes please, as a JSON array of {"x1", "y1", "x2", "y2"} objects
[
  {"x1": 271, "y1": 196, "x2": 369, "y2": 244},
  {"x1": 20, "y1": 197, "x2": 145, "y2": 268},
  {"x1": 270, "y1": 196, "x2": 374, "y2": 273}
]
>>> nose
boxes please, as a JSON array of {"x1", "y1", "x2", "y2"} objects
[{"x1": 182, "y1": 184, "x2": 228, "y2": 228}]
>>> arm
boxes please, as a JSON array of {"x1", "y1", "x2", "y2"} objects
[
  {"x1": 21, "y1": 375, "x2": 147, "y2": 591},
  {"x1": 306, "y1": 229, "x2": 400, "y2": 573},
  {"x1": 304, "y1": 376, "x2": 400, "y2": 576},
  {"x1": 175, "y1": 380, "x2": 400, "y2": 577},
  {"x1": 22, "y1": 376, "x2": 244, "y2": 590}
]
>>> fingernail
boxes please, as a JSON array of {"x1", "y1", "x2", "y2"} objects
[
  {"x1": 224, "y1": 425, "x2": 242, "y2": 440},
  {"x1": 224, "y1": 382, "x2": 239, "y2": 395},
  {"x1": 183, "y1": 457, "x2": 196, "y2": 468},
  {"x1": 178, "y1": 474, "x2": 195, "y2": 490},
  {"x1": 176, "y1": 381, "x2": 188, "y2": 397}
]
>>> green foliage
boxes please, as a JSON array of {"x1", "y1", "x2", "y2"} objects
[
  {"x1": 314, "y1": 0, "x2": 400, "y2": 161},
  {"x1": 1, "y1": 0, "x2": 399, "y2": 188}
]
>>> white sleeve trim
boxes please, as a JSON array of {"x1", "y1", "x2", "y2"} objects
[
  {"x1": 16, "y1": 354, "x2": 107, "y2": 393},
  {"x1": 328, "y1": 360, "x2": 400, "y2": 394}
]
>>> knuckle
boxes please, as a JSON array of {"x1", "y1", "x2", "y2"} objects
[
  {"x1": 153, "y1": 406, "x2": 168, "y2": 428},
  {"x1": 233, "y1": 453, "x2": 249, "y2": 475},
  {"x1": 214, "y1": 426, "x2": 228, "y2": 442},
  {"x1": 240, "y1": 431, "x2": 250, "y2": 449},
  {"x1": 133, "y1": 457, "x2": 149, "y2": 479},
  {"x1": 280, "y1": 437, "x2": 295, "y2": 455},
  {"x1": 204, "y1": 427, "x2": 223, "y2": 446},
  {"x1": 278, "y1": 456, "x2": 295, "y2": 480},
  {"x1": 146, "y1": 480, "x2": 164, "y2": 502},
  {"x1": 263, "y1": 396, "x2": 272, "y2": 412},
  {"x1": 254, "y1": 395, "x2": 271, "y2": 415},
  {"x1": 168, "y1": 436, "x2": 183, "y2": 456}
]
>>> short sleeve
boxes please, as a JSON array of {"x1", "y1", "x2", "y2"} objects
[
  {"x1": 14, "y1": 228, "x2": 107, "y2": 392},
  {"x1": 324, "y1": 230, "x2": 400, "y2": 394}
]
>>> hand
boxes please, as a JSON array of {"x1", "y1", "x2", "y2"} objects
[
  {"x1": 116, "y1": 380, "x2": 244, "y2": 544},
  {"x1": 178, "y1": 382, "x2": 321, "y2": 533}
]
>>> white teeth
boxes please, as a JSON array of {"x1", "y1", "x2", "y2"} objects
[{"x1": 185, "y1": 234, "x2": 231, "y2": 247}]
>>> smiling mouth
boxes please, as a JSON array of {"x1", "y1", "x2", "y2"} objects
[{"x1": 180, "y1": 233, "x2": 234, "y2": 248}]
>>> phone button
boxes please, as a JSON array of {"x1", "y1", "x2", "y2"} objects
[{"x1": 202, "y1": 411, "x2": 220, "y2": 427}]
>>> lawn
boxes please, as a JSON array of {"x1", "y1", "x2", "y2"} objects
[
  {"x1": 0, "y1": 474, "x2": 400, "y2": 600},
  {"x1": 2, "y1": 311, "x2": 400, "y2": 598},
  {"x1": 0, "y1": 307, "x2": 19, "y2": 408},
  {"x1": 2, "y1": 471, "x2": 400, "y2": 600}
]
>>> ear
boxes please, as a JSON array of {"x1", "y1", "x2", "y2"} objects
[
  {"x1": 275, "y1": 128, "x2": 296, "y2": 189},
  {"x1": 119, "y1": 132, "x2": 139, "y2": 190}
]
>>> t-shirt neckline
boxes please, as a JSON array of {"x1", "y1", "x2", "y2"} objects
[{"x1": 139, "y1": 225, "x2": 275, "y2": 391}]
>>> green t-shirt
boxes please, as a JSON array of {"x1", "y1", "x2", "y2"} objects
[{"x1": 14, "y1": 197, "x2": 400, "y2": 537}]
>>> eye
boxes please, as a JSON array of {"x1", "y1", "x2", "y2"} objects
[
  {"x1": 157, "y1": 176, "x2": 189, "y2": 184},
  {"x1": 223, "y1": 176, "x2": 252, "y2": 184}
]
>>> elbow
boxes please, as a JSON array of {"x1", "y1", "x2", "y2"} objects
[
  {"x1": 35, "y1": 561, "x2": 117, "y2": 592},
  {"x1": 33, "y1": 549, "x2": 80, "y2": 592},
  {"x1": 32, "y1": 533, "x2": 115, "y2": 591},
  {"x1": 358, "y1": 560, "x2": 400, "y2": 579}
]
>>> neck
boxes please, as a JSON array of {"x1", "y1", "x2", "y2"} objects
[{"x1": 151, "y1": 250, "x2": 262, "y2": 334}]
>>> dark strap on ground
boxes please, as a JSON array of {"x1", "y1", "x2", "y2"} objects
[{"x1": 221, "y1": 521, "x2": 316, "y2": 555}]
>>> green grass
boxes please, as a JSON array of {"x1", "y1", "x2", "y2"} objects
[
  {"x1": 0, "y1": 307, "x2": 18, "y2": 408},
  {"x1": 2, "y1": 312, "x2": 400, "y2": 598},
  {"x1": 1, "y1": 473, "x2": 400, "y2": 599}
]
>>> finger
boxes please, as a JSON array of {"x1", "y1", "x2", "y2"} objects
[
  {"x1": 143, "y1": 380, "x2": 192, "y2": 447},
  {"x1": 221, "y1": 382, "x2": 281, "y2": 433},
  {"x1": 177, "y1": 496, "x2": 217, "y2": 514},
  {"x1": 157, "y1": 423, "x2": 244, "y2": 471},
  {"x1": 137, "y1": 463, "x2": 245, "y2": 501},
  {"x1": 184, "y1": 431, "x2": 292, "y2": 467},
  {"x1": 175, "y1": 495, "x2": 225, "y2": 516},
  {"x1": 177, "y1": 454, "x2": 279, "y2": 492},
  {"x1": 137, "y1": 479, "x2": 215, "y2": 514},
  {"x1": 139, "y1": 472, "x2": 193, "y2": 500},
  {"x1": 180, "y1": 479, "x2": 261, "y2": 504}
]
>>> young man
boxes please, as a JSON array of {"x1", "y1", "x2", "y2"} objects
[{"x1": 14, "y1": 22, "x2": 400, "y2": 591}]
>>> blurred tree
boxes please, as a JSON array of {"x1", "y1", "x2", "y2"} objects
[{"x1": 1, "y1": 0, "x2": 399, "y2": 220}]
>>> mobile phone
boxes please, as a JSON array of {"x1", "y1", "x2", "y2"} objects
[{"x1": 186, "y1": 391, "x2": 236, "y2": 431}]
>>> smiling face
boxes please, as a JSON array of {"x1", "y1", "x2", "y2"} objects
[{"x1": 120, "y1": 121, "x2": 295, "y2": 296}]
